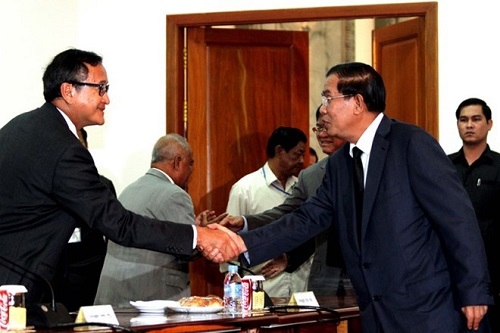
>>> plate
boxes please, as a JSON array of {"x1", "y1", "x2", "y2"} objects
[
  {"x1": 130, "y1": 315, "x2": 168, "y2": 326},
  {"x1": 130, "y1": 300, "x2": 178, "y2": 314},
  {"x1": 167, "y1": 304, "x2": 224, "y2": 314}
]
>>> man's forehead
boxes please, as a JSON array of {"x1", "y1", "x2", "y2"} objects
[{"x1": 459, "y1": 105, "x2": 484, "y2": 117}]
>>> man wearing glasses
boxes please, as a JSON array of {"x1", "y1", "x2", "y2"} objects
[
  {"x1": 209, "y1": 62, "x2": 493, "y2": 332},
  {"x1": 0, "y1": 48, "x2": 240, "y2": 326}
]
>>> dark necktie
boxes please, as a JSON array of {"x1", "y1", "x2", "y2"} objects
[{"x1": 352, "y1": 147, "x2": 364, "y2": 245}]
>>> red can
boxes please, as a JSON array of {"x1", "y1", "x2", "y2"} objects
[
  {"x1": 0, "y1": 289, "x2": 9, "y2": 331},
  {"x1": 241, "y1": 277, "x2": 252, "y2": 311},
  {"x1": 0, "y1": 285, "x2": 27, "y2": 331}
]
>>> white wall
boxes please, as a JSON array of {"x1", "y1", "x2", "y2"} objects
[{"x1": 1, "y1": 0, "x2": 499, "y2": 196}]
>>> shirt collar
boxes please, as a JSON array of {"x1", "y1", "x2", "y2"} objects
[
  {"x1": 56, "y1": 107, "x2": 79, "y2": 139},
  {"x1": 152, "y1": 167, "x2": 175, "y2": 184},
  {"x1": 262, "y1": 162, "x2": 296, "y2": 193},
  {"x1": 350, "y1": 112, "x2": 384, "y2": 157},
  {"x1": 452, "y1": 145, "x2": 494, "y2": 166}
]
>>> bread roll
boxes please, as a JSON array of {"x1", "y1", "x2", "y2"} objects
[{"x1": 178, "y1": 295, "x2": 223, "y2": 307}]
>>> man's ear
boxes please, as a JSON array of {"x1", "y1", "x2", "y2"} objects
[
  {"x1": 274, "y1": 145, "x2": 284, "y2": 157},
  {"x1": 353, "y1": 94, "x2": 364, "y2": 115},
  {"x1": 60, "y1": 82, "x2": 75, "y2": 101},
  {"x1": 173, "y1": 155, "x2": 182, "y2": 170},
  {"x1": 354, "y1": 94, "x2": 363, "y2": 108}
]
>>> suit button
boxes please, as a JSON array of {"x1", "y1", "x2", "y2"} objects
[
  {"x1": 362, "y1": 263, "x2": 371, "y2": 269},
  {"x1": 372, "y1": 295, "x2": 381, "y2": 302}
]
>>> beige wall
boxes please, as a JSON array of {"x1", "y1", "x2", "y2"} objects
[{"x1": 1, "y1": 0, "x2": 499, "y2": 196}]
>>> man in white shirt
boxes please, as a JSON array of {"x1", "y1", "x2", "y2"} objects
[{"x1": 226, "y1": 126, "x2": 307, "y2": 298}]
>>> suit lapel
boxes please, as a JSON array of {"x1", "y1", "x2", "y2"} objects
[{"x1": 361, "y1": 116, "x2": 391, "y2": 243}]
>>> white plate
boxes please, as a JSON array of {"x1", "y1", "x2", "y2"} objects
[
  {"x1": 130, "y1": 315, "x2": 168, "y2": 326},
  {"x1": 167, "y1": 304, "x2": 224, "y2": 314},
  {"x1": 130, "y1": 300, "x2": 178, "y2": 314}
]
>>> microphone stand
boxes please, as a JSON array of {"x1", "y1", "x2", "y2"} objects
[{"x1": 0, "y1": 254, "x2": 72, "y2": 328}]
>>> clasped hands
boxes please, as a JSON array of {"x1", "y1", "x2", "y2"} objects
[{"x1": 196, "y1": 221, "x2": 246, "y2": 263}]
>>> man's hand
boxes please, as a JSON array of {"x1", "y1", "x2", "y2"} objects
[
  {"x1": 262, "y1": 254, "x2": 287, "y2": 278},
  {"x1": 196, "y1": 210, "x2": 229, "y2": 226},
  {"x1": 461, "y1": 305, "x2": 487, "y2": 331},
  {"x1": 219, "y1": 214, "x2": 245, "y2": 232},
  {"x1": 196, "y1": 224, "x2": 246, "y2": 263}
]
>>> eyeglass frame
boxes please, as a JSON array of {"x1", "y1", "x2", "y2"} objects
[
  {"x1": 67, "y1": 81, "x2": 110, "y2": 96},
  {"x1": 321, "y1": 94, "x2": 352, "y2": 108},
  {"x1": 312, "y1": 126, "x2": 328, "y2": 134}
]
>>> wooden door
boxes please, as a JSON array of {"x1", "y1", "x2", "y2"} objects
[
  {"x1": 185, "y1": 27, "x2": 309, "y2": 297},
  {"x1": 373, "y1": 17, "x2": 437, "y2": 138}
]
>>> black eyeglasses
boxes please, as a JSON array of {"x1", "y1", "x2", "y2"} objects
[
  {"x1": 312, "y1": 126, "x2": 327, "y2": 133},
  {"x1": 68, "y1": 81, "x2": 109, "y2": 96}
]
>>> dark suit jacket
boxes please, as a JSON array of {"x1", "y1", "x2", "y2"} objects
[
  {"x1": 0, "y1": 103, "x2": 194, "y2": 311},
  {"x1": 241, "y1": 115, "x2": 493, "y2": 332},
  {"x1": 52, "y1": 175, "x2": 116, "y2": 312},
  {"x1": 245, "y1": 158, "x2": 342, "y2": 271}
]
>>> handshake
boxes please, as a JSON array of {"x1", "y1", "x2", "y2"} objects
[{"x1": 195, "y1": 212, "x2": 247, "y2": 263}]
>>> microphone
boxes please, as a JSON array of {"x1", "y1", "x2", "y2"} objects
[{"x1": 0, "y1": 254, "x2": 72, "y2": 328}]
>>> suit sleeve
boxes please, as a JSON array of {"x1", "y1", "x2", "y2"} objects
[
  {"x1": 243, "y1": 170, "x2": 316, "y2": 272},
  {"x1": 52, "y1": 143, "x2": 195, "y2": 259},
  {"x1": 407, "y1": 130, "x2": 492, "y2": 306},
  {"x1": 240, "y1": 170, "x2": 335, "y2": 267}
]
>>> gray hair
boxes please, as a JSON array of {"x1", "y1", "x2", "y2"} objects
[{"x1": 151, "y1": 133, "x2": 191, "y2": 164}]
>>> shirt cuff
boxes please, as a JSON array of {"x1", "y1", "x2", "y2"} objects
[
  {"x1": 192, "y1": 225, "x2": 197, "y2": 249},
  {"x1": 241, "y1": 216, "x2": 249, "y2": 232}
]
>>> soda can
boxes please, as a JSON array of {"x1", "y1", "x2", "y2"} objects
[
  {"x1": 0, "y1": 285, "x2": 27, "y2": 331},
  {"x1": 241, "y1": 277, "x2": 252, "y2": 311},
  {"x1": 0, "y1": 289, "x2": 9, "y2": 331}
]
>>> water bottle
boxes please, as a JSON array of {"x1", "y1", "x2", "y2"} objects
[{"x1": 223, "y1": 264, "x2": 242, "y2": 313}]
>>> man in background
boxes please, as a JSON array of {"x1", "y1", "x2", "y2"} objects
[
  {"x1": 95, "y1": 134, "x2": 196, "y2": 308},
  {"x1": 449, "y1": 97, "x2": 500, "y2": 332},
  {"x1": 225, "y1": 126, "x2": 308, "y2": 298}
]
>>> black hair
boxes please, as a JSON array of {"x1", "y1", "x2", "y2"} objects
[
  {"x1": 455, "y1": 98, "x2": 492, "y2": 121},
  {"x1": 266, "y1": 127, "x2": 307, "y2": 158},
  {"x1": 326, "y1": 62, "x2": 386, "y2": 113},
  {"x1": 42, "y1": 49, "x2": 103, "y2": 102}
]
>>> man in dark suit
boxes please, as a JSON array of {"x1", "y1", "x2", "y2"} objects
[
  {"x1": 208, "y1": 63, "x2": 493, "y2": 332},
  {"x1": 0, "y1": 48, "x2": 240, "y2": 325}
]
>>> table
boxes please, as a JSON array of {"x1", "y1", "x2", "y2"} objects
[{"x1": 114, "y1": 295, "x2": 361, "y2": 333}]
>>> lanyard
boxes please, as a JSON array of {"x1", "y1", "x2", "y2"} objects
[{"x1": 261, "y1": 166, "x2": 292, "y2": 196}]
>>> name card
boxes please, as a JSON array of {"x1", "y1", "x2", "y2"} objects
[
  {"x1": 75, "y1": 305, "x2": 119, "y2": 330},
  {"x1": 288, "y1": 291, "x2": 319, "y2": 307}
]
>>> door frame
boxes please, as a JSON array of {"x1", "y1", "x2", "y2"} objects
[{"x1": 166, "y1": 2, "x2": 438, "y2": 137}]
